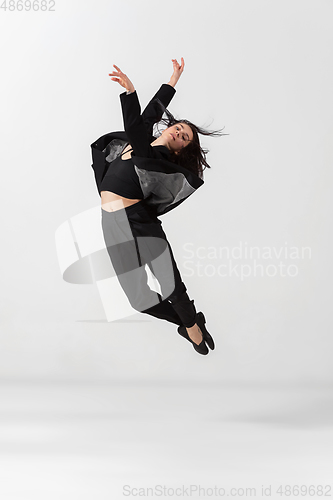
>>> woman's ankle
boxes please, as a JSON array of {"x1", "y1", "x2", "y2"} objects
[{"x1": 186, "y1": 323, "x2": 203, "y2": 345}]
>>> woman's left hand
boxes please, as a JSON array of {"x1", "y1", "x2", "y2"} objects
[{"x1": 168, "y1": 57, "x2": 185, "y2": 87}]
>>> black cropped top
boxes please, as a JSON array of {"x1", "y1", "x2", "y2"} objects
[{"x1": 99, "y1": 146, "x2": 144, "y2": 200}]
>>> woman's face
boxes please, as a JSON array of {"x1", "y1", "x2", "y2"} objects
[{"x1": 163, "y1": 122, "x2": 194, "y2": 153}]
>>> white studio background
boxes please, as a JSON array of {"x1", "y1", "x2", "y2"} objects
[{"x1": 0, "y1": 0, "x2": 332, "y2": 384}]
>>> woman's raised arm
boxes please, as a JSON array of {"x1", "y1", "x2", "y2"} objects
[
  {"x1": 167, "y1": 58, "x2": 185, "y2": 88},
  {"x1": 141, "y1": 58, "x2": 184, "y2": 133},
  {"x1": 108, "y1": 60, "x2": 184, "y2": 158}
]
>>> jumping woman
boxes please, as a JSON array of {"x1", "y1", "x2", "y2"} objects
[{"x1": 90, "y1": 58, "x2": 224, "y2": 355}]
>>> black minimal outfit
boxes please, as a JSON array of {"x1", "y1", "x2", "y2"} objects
[{"x1": 91, "y1": 84, "x2": 204, "y2": 328}]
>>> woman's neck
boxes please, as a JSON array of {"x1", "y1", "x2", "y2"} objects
[{"x1": 150, "y1": 136, "x2": 171, "y2": 150}]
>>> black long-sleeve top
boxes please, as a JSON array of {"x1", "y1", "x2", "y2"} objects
[
  {"x1": 98, "y1": 85, "x2": 176, "y2": 199},
  {"x1": 90, "y1": 84, "x2": 204, "y2": 216}
]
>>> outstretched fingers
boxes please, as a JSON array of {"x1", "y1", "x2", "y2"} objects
[
  {"x1": 113, "y1": 64, "x2": 122, "y2": 73},
  {"x1": 108, "y1": 64, "x2": 124, "y2": 83},
  {"x1": 171, "y1": 57, "x2": 185, "y2": 72},
  {"x1": 172, "y1": 58, "x2": 179, "y2": 69}
]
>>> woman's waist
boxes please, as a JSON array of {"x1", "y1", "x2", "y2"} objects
[{"x1": 101, "y1": 190, "x2": 143, "y2": 212}]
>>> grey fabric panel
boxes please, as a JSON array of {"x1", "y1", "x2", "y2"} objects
[
  {"x1": 133, "y1": 165, "x2": 195, "y2": 211},
  {"x1": 133, "y1": 166, "x2": 159, "y2": 199},
  {"x1": 103, "y1": 139, "x2": 128, "y2": 163}
]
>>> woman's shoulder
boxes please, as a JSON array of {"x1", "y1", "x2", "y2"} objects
[{"x1": 151, "y1": 144, "x2": 172, "y2": 160}]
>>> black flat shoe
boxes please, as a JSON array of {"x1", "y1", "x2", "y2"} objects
[
  {"x1": 177, "y1": 311, "x2": 215, "y2": 353},
  {"x1": 196, "y1": 311, "x2": 215, "y2": 350},
  {"x1": 177, "y1": 323, "x2": 209, "y2": 355}
]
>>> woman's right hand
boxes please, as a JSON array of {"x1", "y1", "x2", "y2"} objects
[
  {"x1": 108, "y1": 65, "x2": 135, "y2": 93},
  {"x1": 168, "y1": 58, "x2": 185, "y2": 88}
]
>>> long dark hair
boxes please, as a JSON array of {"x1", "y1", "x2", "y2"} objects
[{"x1": 153, "y1": 100, "x2": 229, "y2": 179}]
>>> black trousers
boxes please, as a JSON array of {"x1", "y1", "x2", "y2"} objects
[{"x1": 100, "y1": 200, "x2": 197, "y2": 328}]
